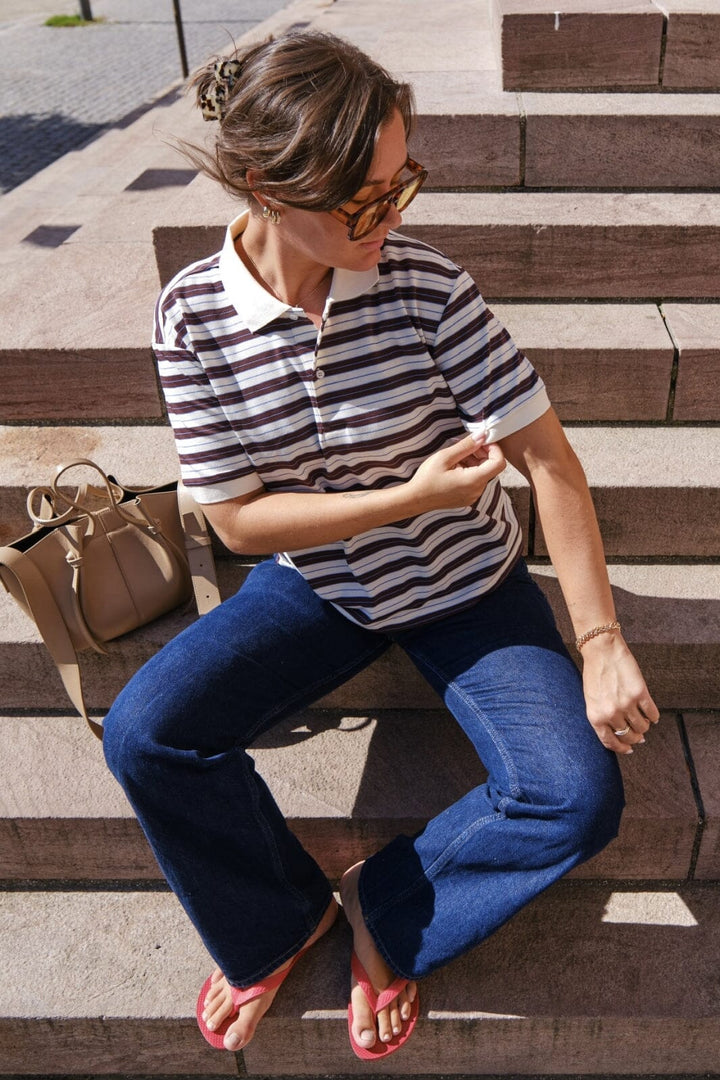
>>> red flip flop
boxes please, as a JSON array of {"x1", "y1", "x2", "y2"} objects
[
  {"x1": 196, "y1": 944, "x2": 311, "y2": 1049},
  {"x1": 347, "y1": 950, "x2": 419, "y2": 1060}
]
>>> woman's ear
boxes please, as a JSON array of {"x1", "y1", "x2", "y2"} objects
[{"x1": 246, "y1": 169, "x2": 263, "y2": 206}]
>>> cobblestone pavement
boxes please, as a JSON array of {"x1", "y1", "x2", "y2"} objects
[{"x1": 0, "y1": 0, "x2": 290, "y2": 192}]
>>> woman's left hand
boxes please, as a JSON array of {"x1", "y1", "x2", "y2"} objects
[{"x1": 580, "y1": 632, "x2": 660, "y2": 755}]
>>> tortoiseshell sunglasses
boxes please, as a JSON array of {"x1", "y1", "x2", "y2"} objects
[{"x1": 329, "y1": 158, "x2": 427, "y2": 241}]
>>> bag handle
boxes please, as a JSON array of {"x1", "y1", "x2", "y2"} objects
[
  {"x1": 51, "y1": 460, "x2": 194, "y2": 589},
  {"x1": 4, "y1": 460, "x2": 221, "y2": 738},
  {"x1": 0, "y1": 545, "x2": 104, "y2": 739}
]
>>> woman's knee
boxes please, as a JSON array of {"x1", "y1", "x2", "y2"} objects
[{"x1": 558, "y1": 758, "x2": 625, "y2": 861}]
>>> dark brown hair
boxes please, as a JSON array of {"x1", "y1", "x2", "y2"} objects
[{"x1": 185, "y1": 30, "x2": 415, "y2": 210}]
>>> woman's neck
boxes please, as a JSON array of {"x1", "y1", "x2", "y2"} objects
[{"x1": 237, "y1": 221, "x2": 332, "y2": 319}]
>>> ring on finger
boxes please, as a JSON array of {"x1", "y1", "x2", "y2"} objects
[{"x1": 614, "y1": 724, "x2": 631, "y2": 737}]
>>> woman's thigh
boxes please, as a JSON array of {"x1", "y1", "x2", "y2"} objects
[
  {"x1": 104, "y1": 558, "x2": 390, "y2": 751},
  {"x1": 393, "y1": 561, "x2": 622, "y2": 813}
]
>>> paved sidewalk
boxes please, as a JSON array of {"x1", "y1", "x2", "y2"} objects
[{"x1": 0, "y1": 0, "x2": 290, "y2": 192}]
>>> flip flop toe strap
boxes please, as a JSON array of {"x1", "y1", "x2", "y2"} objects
[{"x1": 351, "y1": 951, "x2": 409, "y2": 1015}]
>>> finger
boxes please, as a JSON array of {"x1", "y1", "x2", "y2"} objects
[
  {"x1": 639, "y1": 697, "x2": 661, "y2": 724},
  {"x1": 592, "y1": 722, "x2": 634, "y2": 755},
  {"x1": 442, "y1": 433, "x2": 484, "y2": 466},
  {"x1": 609, "y1": 720, "x2": 645, "y2": 753}
]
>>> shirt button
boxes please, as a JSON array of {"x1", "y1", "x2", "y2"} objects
[{"x1": 315, "y1": 368, "x2": 325, "y2": 379}]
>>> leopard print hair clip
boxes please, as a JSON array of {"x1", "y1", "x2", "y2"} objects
[{"x1": 199, "y1": 59, "x2": 243, "y2": 121}]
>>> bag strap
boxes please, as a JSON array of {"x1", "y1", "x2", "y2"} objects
[
  {"x1": 0, "y1": 545, "x2": 104, "y2": 740},
  {"x1": 177, "y1": 482, "x2": 221, "y2": 614}
]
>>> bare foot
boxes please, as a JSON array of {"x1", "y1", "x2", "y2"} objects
[
  {"x1": 339, "y1": 861, "x2": 418, "y2": 1051},
  {"x1": 201, "y1": 897, "x2": 338, "y2": 1051}
]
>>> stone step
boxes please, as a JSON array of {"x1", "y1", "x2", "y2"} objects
[
  {"x1": 1, "y1": 882, "x2": 718, "y2": 1075},
  {"x1": 494, "y1": 0, "x2": 720, "y2": 91},
  {"x1": 1, "y1": 553, "x2": 718, "y2": 718},
  {"x1": 662, "y1": 302, "x2": 720, "y2": 420},
  {"x1": 0, "y1": 242, "x2": 163, "y2": 423},
  {"x1": 3, "y1": 299, "x2": 690, "y2": 423},
  {"x1": 0, "y1": 707, "x2": 710, "y2": 885},
  {"x1": 2, "y1": 424, "x2": 718, "y2": 553},
  {"x1": 0, "y1": 422, "x2": 529, "y2": 545},
  {"x1": 154, "y1": 187, "x2": 720, "y2": 299},
  {"x1": 520, "y1": 91, "x2": 720, "y2": 189}
]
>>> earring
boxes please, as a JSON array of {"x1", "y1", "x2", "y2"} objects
[{"x1": 262, "y1": 205, "x2": 281, "y2": 225}]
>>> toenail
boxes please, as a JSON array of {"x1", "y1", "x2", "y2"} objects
[
  {"x1": 393, "y1": 1025, "x2": 400, "y2": 1034},
  {"x1": 225, "y1": 1034, "x2": 241, "y2": 1050},
  {"x1": 206, "y1": 1020, "x2": 215, "y2": 1031}
]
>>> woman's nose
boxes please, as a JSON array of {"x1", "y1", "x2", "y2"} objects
[{"x1": 385, "y1": 199, "x2": 403, "y2": 229}]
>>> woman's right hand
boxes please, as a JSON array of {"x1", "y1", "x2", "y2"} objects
[{"x1": 407, "y1": 433, "x2": 506, "y2": 512}]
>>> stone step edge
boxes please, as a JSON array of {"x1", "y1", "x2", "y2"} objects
[
  {"x1": 152, "y1": 185, "x2": 720, "y2": 299},
  {"x1": 2, "y1": 423, "x2": 719, "y2": 492},
  {"x1": 1, "y1": 562, "x2": 719, "y2": 718},
  {"x1": 0, "y1": 707, "x2": 709, "y2": 884},
  {"x1": 3, "y1": 301, "x2": 694, "y2": 424},
  {"x1": 1, "y1": 883, "x2": 719, "y2": 1075}
]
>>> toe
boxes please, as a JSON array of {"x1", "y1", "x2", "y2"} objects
[
  {"x1": 223, "y1": 1016, "x2": 252, "y2": 1052},
  {"x1": 350, "y1": 983, "x2": 378, "y2": 1048},
  {"x1": 389, "y1": 1000, "x2": 402, "y2": 1036},
  {"x1": 377, "y1": 1005, "x2": 393, "y2": 1043}
]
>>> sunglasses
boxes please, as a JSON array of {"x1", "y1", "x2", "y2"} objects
[{"x1": 329, "y1": 158, "x2": 427, "y2": 241}]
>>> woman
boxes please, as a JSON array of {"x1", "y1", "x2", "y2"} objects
[{"x1": 103, "y1": 29, "x2": 658, "y2": 1062}]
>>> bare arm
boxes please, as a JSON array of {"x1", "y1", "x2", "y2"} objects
[
  {"x1": 201, "y1": 433, "x2": 506, "y2": 554},
  {"x1": 500, "y1": 408, "x2": 659, "y2": 754}
]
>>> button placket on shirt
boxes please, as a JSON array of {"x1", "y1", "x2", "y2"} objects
[{"x1": 310, "y1": 312, "x2": 328, "y2": 437}]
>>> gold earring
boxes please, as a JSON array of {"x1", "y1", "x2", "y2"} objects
[{"x1": 262, "y1": 205, "x2": 281, "y2": 225}]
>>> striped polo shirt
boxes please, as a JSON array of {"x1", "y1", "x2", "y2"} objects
[{"x1": 154, "y1": 211, "x2": 550, "y2": 631}]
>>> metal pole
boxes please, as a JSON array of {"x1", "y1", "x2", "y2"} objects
[
  {"x1": 172, "y1": 0, "x2": 189, "y2": 79},
  {"x1": 79, "y1": 0, "x2": 93, "y2": 19}
]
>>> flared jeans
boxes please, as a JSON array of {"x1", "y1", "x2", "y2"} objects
[{"x1": 103, "y1": 557, "x2": 623, "y2": 985}]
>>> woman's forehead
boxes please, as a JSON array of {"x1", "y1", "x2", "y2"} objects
[{"x1": 360, "y1": 110, "x2": 408, "y2": 189}]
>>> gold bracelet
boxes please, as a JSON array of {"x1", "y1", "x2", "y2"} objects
[{"x1": 575, "y1": 620, "x2": 621, "y2": 651}]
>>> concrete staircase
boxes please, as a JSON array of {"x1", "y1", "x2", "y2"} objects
[{"x1": 1, "y1": 0, "x2": 718, "y2": 1075}]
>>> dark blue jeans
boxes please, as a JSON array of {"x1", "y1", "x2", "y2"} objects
[{"x1": 103, "y1": 557, "x2": 623, "y2": 985}]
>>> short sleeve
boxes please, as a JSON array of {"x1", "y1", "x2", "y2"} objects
[
  {"x1": 430, "y1": 270, "x2": 550, "y2": 443},
  {"x1": 153, "y1": 293, "x2": 263, "y2": 504}
]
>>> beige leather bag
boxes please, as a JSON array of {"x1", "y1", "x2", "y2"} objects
[{"x1": 0, "y1": 459, "x2": 221, "y2": 738}]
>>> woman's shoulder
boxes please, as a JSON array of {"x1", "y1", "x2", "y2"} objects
[
  {"x1": 156, "y1": 251, "x2": 224, "y2": 314},
  {"x1": 381, "y1": 231, "x2": 465, "y2": 284}
]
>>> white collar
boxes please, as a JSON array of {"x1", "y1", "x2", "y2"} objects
[{"x1": 218, "y1": 210, "x2": 380, "y2": 333}]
